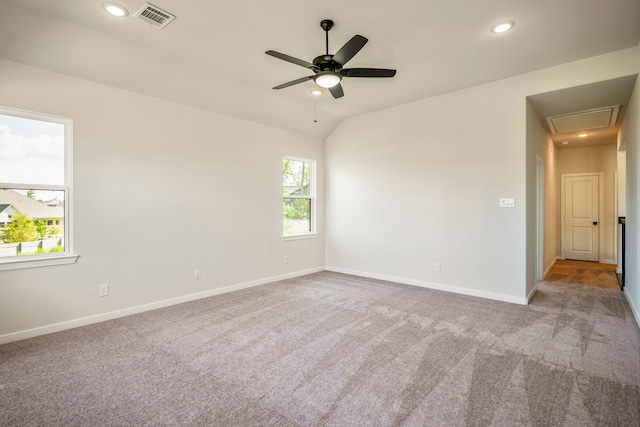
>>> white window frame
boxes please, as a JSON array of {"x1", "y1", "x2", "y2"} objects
[
  {"x1": 0, "y1": 106, "x2": 78, "y2": 271},
  {"x1": 282, "y1": 156, "x2": 317, "y2": 240}
]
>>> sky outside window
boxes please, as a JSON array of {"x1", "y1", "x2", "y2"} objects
[
  {"x1": 0, "y1": 113, "x2": 64, "y2": 201},
  {"x1": 0, "y1": 113, "x2": 64, "y2": 185}
]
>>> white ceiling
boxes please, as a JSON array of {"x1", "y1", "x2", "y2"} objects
[{"x1": 1, "y1": 0, "x2": 639, "y2": 139}]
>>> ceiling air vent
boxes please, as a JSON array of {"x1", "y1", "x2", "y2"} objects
[
  {"x1": 134, "y1": 3, "x2": 176, "y2": 29},
  {"x1": 545, "y1": 105, "x2": 620, "y2": 135}
]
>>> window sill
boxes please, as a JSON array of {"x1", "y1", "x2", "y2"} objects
[
  {"x1": 0, "y1": 254, "x2": 79, "y2": 272},
  {"x1": 282, "y1": 233, "x2": 318, "y2": 242}
]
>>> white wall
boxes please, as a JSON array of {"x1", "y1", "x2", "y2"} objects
[
  {"x1": 326, "y1": 47, "x2": 639, "y2": 304},
  {"x1": 326, "y1": 81, "x2": 527, "y2": 303},
  {"x1": 0, "y1": 59, "x2": 325, "y2": 343},
  {"x1": 618, "y1": 151, "x2": 627, "y2": 216},
  {"x1": 617, "y1": 150, "x2": 626, "y2": 274},
  {"x1": 621, "y1": 65, "x2": 640, "y2": 325},
  {"x1": 530, "y1": 102, "x2": 559, "y2": 277},
  {"x1": 556, "y1": 144, "x2": 618, "y2": 264}
]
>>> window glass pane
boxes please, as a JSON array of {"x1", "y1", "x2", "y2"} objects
[
  {"x1": 0, "y1": 114, "x2": 64, "y2": 186},
  {"x1": 0, "y1": 188, "x2": 65, "y2": 258},
  {"x1": 283, "y1": 159, "x2": 310, "y2": 196},
  {"x1": 283, "y1": 198, "x2": 311, "y2": 235}
]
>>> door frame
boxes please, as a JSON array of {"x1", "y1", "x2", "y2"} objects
[
  {"x1": 536, "y1": 156, "x2": 544, "y2": 280},
  {"x1": 560, "y1": 172, "x2": 604, "y2": 262}
]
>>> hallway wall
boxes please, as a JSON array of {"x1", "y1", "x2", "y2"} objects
[
  {"x1": 621, "y1": 67, "x2": 640, "y2": 325},
  {"x1": 530, "y1": 101, "x2": 559, "y2": 276},
  {"x1": 556, "y1": 144, "x2": 618, "y2": 264}
]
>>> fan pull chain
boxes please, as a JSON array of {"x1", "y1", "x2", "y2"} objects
[{"x1": 314, "y1": 97, "x2": 318, "y2": 123}]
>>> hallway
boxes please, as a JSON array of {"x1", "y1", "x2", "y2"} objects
[{"x1": 545, "y1": 260, "x2": 620, "y2": 290}]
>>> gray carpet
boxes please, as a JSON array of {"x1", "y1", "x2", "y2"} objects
[{"x1": 1, "y1": 271, "x2": 639, "y2": 426}]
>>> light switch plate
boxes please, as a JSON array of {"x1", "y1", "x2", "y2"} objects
[{"x1": 499, "y1": 198, "x2": 515, "y2": 208}]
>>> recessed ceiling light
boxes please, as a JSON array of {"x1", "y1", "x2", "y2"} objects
[
  {"x1": 562, "y1": 141, "x2": 569, "y2": 145},
  {"x1": 102, "y1": 2, "x2": 129, "y2": 17},
  {"x1": 577, "y1": 132, "x2": 589, "y2": 137},
  {"x1": 491, "y1": 21, "x2": 515, "y2": 33}
]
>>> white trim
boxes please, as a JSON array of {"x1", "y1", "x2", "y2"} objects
[
  {"x1": 527, "y1": 284, "x2": 538, "y2": 303},
  {"x1": 614, "y1": 170, "x2": 618, "y2": 267},
  {"x1": 0, "y1": 266, "x2": 323, "y2": 345},
  {"x1": 282, "y1": 233, "x2": 318, "y2": 241},
  {"x1": 0, "y1": 253, "x2": 78, "y2": 271},
  {"x1": 536, "y1": 156, "x2": 544, "y2": 281},
  {"x1": 64, "y1": 118, "x2": 74, "y2": 256},
  {"x1": 325, "y1": 266, "x2": 529, "y2": 305},
  {"x1": 543, "y1": 258, "x2": 557, "y2": 280}
]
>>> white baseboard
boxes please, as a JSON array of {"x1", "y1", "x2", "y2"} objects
[
  {"x1": 624, "y1": 288, "x2": 640, "y2": 329},
  {"x1": 600, "y1": 258, "x2": 616, "y2": 265},
  {"x1": 543, "y1": 258, "x2": 557, "y2": 280},
  {"x1": 325, "y1": 266, "x2": 529, "y2": 305},
  {"x1": 527, "y1": 284, "x2": 539, "y2": 303},
  {"x1": 0, "y1": 267, "x2": 324, "y2": 345}
]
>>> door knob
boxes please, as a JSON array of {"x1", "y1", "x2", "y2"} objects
[{"x1": 593, "y1": 221, "x2": 598, "y2": 225}]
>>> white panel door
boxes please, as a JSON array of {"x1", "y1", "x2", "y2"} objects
[{"x1": 565, "y1": 175, "x2": 599, "y2": 261}]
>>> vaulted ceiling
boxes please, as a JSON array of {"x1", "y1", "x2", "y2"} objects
[{"x1": 1, "y1": 0, "x2": 639, "y2": 138}]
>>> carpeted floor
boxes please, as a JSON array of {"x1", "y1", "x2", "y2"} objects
[{"x1": 1, "y1": 267, "x2": 639, "y2": 426}]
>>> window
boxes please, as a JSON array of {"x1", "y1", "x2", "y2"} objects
[
  {"x1": 0, "y1": 107, "x2": 76, "y2": 270},
  {"x1": 282, "y1": 157, "x2": 315, "y2": 238}
]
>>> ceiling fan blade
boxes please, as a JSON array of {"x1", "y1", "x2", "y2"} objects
[
  {"x1": 273, "y1": 75, "x2": 314, "y2": 90},
  {"x1": 332, "y1": 35, "x2": 368, "y2": 66},
  {"x1": 328, "y1": 83, "x2": 344, "y2": 99},
  {"x1": 341, "y1": 68, "x2": 397, "y2": 78},
  {"x1": 265, "y1": 50, "x2": 317, "y2": 70}
]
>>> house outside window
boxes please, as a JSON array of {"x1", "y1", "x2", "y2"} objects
[
  {"x1": 282, "y1": 157, "x2": 315, "y2": 238},
  {"x1": 0, "y1": 107, "x2": 76, "y2": 269}
]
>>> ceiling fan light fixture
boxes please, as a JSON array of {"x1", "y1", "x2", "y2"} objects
[
  {"x1": 314, "y1": 72, "x2": 342, "y2": 88},
  {"x1": 266, "y1": 20, "x2": 395, "y2": 99}
]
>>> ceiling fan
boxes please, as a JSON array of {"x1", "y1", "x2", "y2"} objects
[{"x1": 265, "y1": 19, "x2": 396, "y2": 99}]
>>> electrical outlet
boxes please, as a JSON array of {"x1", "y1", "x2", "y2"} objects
[
  {"x1": 194, "y1": 269, "x2": 201, "y2": 279},
  {"x1": 283, "y1": 255, "x2": 288, "y2": 264},
  {"x1": 99, "y1": 283, "x2": 109, "y2": 297},
  {"x1": 434, "y1": 263, "x2": 441, "y2": 272}
]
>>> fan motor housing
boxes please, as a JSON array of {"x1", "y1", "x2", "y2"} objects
[{"x1": 313, "y1": 55, "x2": 341, "y2": 71}]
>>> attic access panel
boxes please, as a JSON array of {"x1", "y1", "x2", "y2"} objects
[{"x1": 545, "y1": 105, "x2": 620, "y2": 134}]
